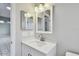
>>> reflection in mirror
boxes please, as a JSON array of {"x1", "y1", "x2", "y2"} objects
[
  {"x1": 35, "y1": 3, "x2": 53, "y2": 33},
  {"x1": 21, "y1": 11, "x2": 33, "y2": 30},
  {"x1": 38, "y1": 10, "x2": 50, "y2": 31}
]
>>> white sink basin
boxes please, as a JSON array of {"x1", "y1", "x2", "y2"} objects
[
  {"x1": 30, "y1": 40, "x2": 46, "y2": 47},
  {"x1": 22, "y1": 39, "x2": 56, "y2": 54}
]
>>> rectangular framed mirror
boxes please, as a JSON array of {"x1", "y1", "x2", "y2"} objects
[
  {"x1": 21, "y1": 11, "x2": 34, "y2": 31},
  {"x1": 35, "y1": 4, "x2": 53, "y2": 33}
]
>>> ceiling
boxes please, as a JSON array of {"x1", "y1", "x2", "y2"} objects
[{"x1": 0, "y1": 3, "x2": 10, "y2": 18}]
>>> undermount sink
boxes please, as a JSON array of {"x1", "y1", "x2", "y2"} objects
[{"x1": 30, "y1": 40, "x2": 46, "y2": 47}]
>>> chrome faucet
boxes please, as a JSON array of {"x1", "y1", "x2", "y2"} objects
[{"x1": 39, "y1": 34, "x2": 45, "y2": 41}]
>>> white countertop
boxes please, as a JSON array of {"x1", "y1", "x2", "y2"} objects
[{"x1": 22, "y1": 38, "x2": 56, "y2": 54}]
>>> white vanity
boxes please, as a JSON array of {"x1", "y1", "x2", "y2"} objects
[{"x1": 21, "y1": 39, "x2": 56, "y2": 56}]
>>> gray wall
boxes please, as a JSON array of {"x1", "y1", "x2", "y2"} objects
[
  {"x1": 36, "y1": 3, "x2": 79, "y2": 56},
  {"x1": 54, "y1": 3, "x2": 79, "y2": 56}
]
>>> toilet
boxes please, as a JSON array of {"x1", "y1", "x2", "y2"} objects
[{"x1": 66, "y1": 51, "x2": 79, "y2": 56}]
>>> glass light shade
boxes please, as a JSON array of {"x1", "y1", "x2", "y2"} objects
[
  {"x1": 44, "y1": 4, "x2": 50, "y2": 10},
  {"x1": 24, "y1": 13, "x2": 32, "y2": 17},
  {"x1": 39, "y1": 4, "x2": 44, "y2": 12}
]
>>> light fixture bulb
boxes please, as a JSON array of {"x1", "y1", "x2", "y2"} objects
[
  {"x1": 35, "y1": 7, "x2": 39, "y2": 12},
  {"x1": 45, "y1": 4, "x2": 49, "y2": 7},
  {"x1": 39, "y1": 4, "x2": 44, "y2": 12},
  {"x1": 24, "y1": 13, "x2": 27, "y2": 17},
  {"x1": 24, "y1": 13, "x2": 31, "y2": 17},
  {"x1": 44, "y1": 4, "x2": 50, "y2": 10},
  {"x1": 27, "y1": 13, "x2": 31, "y2": 17}
]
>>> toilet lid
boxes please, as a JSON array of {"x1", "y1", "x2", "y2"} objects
[{"x1": 66, "y1": 52, "x2": 79, "y2": 56}]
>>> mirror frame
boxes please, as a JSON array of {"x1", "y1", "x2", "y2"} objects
[{"x1": 35, "y1": 5, "x2": 53, "y2": 34}]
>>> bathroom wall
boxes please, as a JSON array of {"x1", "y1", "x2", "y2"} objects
[
  {"x1": 11, "y1": 3, "x2": 35, "y2": 56},
  {"x1": 54, "y1": 3, "x2": 79, "y2": 55},
  {"x1": 36, "y1": 3, "x2": 79, "y2": 56}
]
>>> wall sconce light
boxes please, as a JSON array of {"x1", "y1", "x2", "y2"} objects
[{"x1": 34, "y1": 3, "x2": 50, "y2": 13}]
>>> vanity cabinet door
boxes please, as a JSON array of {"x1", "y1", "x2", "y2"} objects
[
  {"x1": 22, "y1": 44, "x2": 31, "y2": 56},
  {"x1": 46, "y1": 46, "x2": 56, "y2": 56},
  {"x1": 22, "y1": 43, "x2": 45, "y2": 56},
  {"x1": 22, "y1": 43, "x2": 56, "y2": 56}
]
